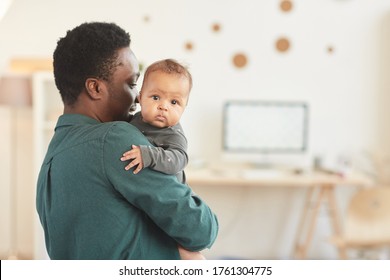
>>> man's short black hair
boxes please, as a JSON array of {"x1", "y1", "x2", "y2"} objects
[{"x1": 53, "y1": 22, "x2": 131, "y2": 105}]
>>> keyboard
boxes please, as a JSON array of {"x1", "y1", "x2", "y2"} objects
[{"x1": 240, "y1": 169, "x2": 287, "y2": 179}]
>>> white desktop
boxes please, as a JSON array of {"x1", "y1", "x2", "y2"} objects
[{"x1": 221, "y1": 100, "x2": 311, "y2": 175}]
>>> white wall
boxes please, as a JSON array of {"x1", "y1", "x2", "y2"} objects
[
  {"x1": 0, "y1": 107, "x2": 34, "y2": 259},
  {"x1": 1, "y1": 0, "x2": 390, "y2": 160},
  {"x1": 1, "y1": 0, "x2": 390, "y2": 259}
]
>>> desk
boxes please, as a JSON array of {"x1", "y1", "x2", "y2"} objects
[{"x1": 186, "y1": 163, "x2": 374, "y2": 259}]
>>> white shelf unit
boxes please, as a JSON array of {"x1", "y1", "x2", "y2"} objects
[{"x1": 32, "y1": 71, "x2": 63, "y2": 259}]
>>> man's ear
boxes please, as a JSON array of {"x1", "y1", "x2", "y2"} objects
[{"x1": 85, "y1": 78, "x2": 105, "y2": 100}]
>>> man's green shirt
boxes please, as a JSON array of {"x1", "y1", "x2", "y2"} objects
[{"x1": 36, "y1": 114, "x2": 218, "y2": 259}]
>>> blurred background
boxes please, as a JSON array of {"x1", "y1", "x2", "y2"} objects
[{"x1": 1, "y1": 0, "x2": 390, "y2": 260}]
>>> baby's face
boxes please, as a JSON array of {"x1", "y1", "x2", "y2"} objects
[{"x1": 138, "y1": 71, "x2": 190, "y2": 128}]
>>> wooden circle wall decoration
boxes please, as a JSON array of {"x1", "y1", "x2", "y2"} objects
[
  {"x1": 232, "y1": 53, "x2": 248, "y2": 68},
  {"x1": 280, "y1": 0, "x2": 293, "y2": 12},
  {"x1": 212, "y1": 23, "x2": 221, "y2": 33},
  {"x1": 143, "y1": 15, "x2": 150, "y2": 22},
  {"x1": 327, "y1": 45, "x2": 334, "y2": 54},
  {"x1": 276, "y1": 37, "x2": 290, "y2": 52},
  {"x1": 184, "y1": 41, "x2": 194, "y2": 51}
]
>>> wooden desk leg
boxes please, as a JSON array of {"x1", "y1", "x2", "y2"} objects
[
  {"x1": 293, "y1": 186, "x2": 326, "y2": 259},
  {"x1": 294, "y1": 184, "x2": 347, "y2": 259},
  {"x1": 300, "y1": 187, "x2": 326, "y2": 259},
  {"x1": 325, "y1": 185, "x2": 347, "y2": 259},
  {"x1": 293, "y1": 187, "x2": 314, "y2": 258}
]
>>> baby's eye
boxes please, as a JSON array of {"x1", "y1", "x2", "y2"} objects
[
  {"x1": 171, "y1": 100, "x2": 178, "y2": 105},
  {"x1": 152, "y1": 95, "x2": 159, "y2": 100}
]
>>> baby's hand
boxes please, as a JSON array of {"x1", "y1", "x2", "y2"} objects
[
  {"x1": 178, "y1": 245, "x2": 206, "y2": 260},
  {"x1": 120, "y1": 145, "x2": 144, "y2": 174}
]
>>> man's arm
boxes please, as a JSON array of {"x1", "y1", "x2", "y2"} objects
[{"x1": 104, "y1": 122, "x2": 218, "y2": 251}]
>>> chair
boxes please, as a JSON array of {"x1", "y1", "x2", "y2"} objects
[{"x1": 332, "y1": 186, "x2": 390, "y2": 259}]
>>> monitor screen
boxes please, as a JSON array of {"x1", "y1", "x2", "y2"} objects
[{"x1": 223, "y1": 100, "x2": 309, "y2": 154}]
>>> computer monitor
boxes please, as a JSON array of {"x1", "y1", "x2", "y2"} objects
[{"x1": 223, "y1": 100, "x2": 309, "y2": 167}]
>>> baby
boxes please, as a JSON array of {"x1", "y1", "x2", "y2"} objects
[{"x1": 121, "y1": 59, "x2": 205, "y2": 260}]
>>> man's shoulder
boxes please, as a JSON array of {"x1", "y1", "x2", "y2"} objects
[
  {"x1": 102, "y1": 121, "x2": 150, "y2": 146},
  {"x1": 102, "y1": 121, "x2": 144, "y2": 138}
]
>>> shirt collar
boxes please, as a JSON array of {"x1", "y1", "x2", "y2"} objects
[{"x1": 55, "y1": 114, "x2": 100, "y2": 131}]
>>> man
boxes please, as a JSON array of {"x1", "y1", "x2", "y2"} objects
[{"x1": 36, "y1": 22, "x2": 218, "y2": 260}]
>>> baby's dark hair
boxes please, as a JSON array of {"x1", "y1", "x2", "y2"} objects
[
  {"x1": 53, "y1": 22, "x2": 131, "y2": 105},
  {"x1": 143, "y1": 59, "x2": 193, "y2": 92}
]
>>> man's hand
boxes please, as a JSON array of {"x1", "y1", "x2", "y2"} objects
[{"x1": 120, "y1": 145, "x2": 144, "y2": 174}]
